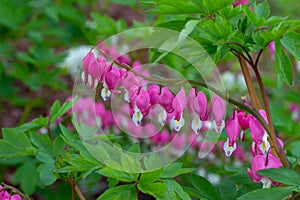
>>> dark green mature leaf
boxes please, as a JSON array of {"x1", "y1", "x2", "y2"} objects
[
  {"x1": 190, "y1": 174, "x2": 221, "y2": 200},
  {"x1": 97, "y1": 184, "x2": 137, "y2": 200},
  {"x1": 137, "y1": 181, "x2": 167, "y2": 199},
  {"x1": 52, "y1": 135, "x2": 65, "y2": 157},
  {"x1": 217, "y1": 179, "x2": 237, "y2": 200},
  {"x1": 164, "y1": 179, "x2": 191, "y2": 200},
  {"x1": 13, "y1": 160, "x2": 41, "y2": 194},
  {"x1": 30, "y1": 132, "x2": 52, "y2": 153},
  {"x1": 239, "y1": 186, "x2": 295, "y2": 200},
  {"x1": 0, "y1": 129, "x2": 36, "y2": 159},
  {"x1": 281, "y1": 31, "x2": 300, "y2": 61},
  {"x1": 289, "y1": 141, "x2": 300, "y2": 157},
  {"x1": 275, "y1": 41, "x2": 293, "y2": 87},
  {"x1": 37, "y1": 163, "x2": 57, "y2": 185},
  {"x1": 258, "y1": 167, "x2": 300, "y2": 186}
]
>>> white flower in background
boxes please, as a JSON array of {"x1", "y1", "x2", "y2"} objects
[
  {"x1": 60, "y1": 46, "x2": 98, "y2": 76},
  {"x1": 222, "y1": 71, "x2": 235, "y2": 89},
  {"x1": 237, "y1": 73, "x2": 247, "y2": 91}
]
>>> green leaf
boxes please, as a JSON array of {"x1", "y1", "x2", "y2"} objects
[
  {"x1": 13, "y1": 160, "x2": 41, "y2": 194},
  {"x1": 97, "y1": 184, "x2": 137, "y2": 200},
  {"x1": 281, "y1": 31, "x2": 300, "y2": 61},
  {"x1": 96, "y1": 167, "x2": 138, "y2": 182},
  {"x1": 202, "y1": 0, "x2": 234, "y2": 13},
  {"x1": 254, "y1": 1, "x2": 270, "y2": 19},
  {"x1": 161, "y1": 162, "x2": 194, "y2": 178},
  {"x1": 50, "y1": 97, "x2": 77, "y2": 124},
  {"x1": 121, "y1": 152, "x2": 141, "y2": 172},
  {"x1": 145, "y1": 0, "x2": 206, "y2": 14},
  {"x1": 164, "y1": 179, "x2": 191, "y2": 200},
  {"x1": 0, "y1": 128, "x2": 36, "y2": 159},
  {"x1": 137, "y1": 181, "x2": 167, "y2": 199},
  {"x1": 30, "y1": 132, "x2": 52, "y2": 154},
  {"x1": 258, "y1": 167, "x2": 300, "y2": 186},
  {"x1": 52, "y1": 135, "x2": 65, "y2": 157},
  {"x1": 107, "y1": 177, "x2": 119, "y2": 188},
  {"x1": 239, "y1": 186, "x2": 295, "y2": 200},
  {"x1": 37, "y1": 163, "x2": 57, "y2": 185},
  {"x1": 190, "y1": 174, "x2": 221, "y2": 200},
  {"x1": 217, "y1": 179, "x2": 236, "y2": 200},
  {"x1": 50, "y1": 100, "x2": 61, "y2": 123},
  {"x1": 127, "y1": 143, "x2": 141, "y2": 154},
  {"x1": 289, "y1": 141, "x2": 300, "y2": 157},
  {"x1": 183, "y1": 186, "x2": 203, "y2": 199},
  {"x1": 143, "y1": 153, "x2": 162, "y2": 171},
  {"x1": 140, "y1": 169, "x2": 162, "y2": 183},
  {"x1": 275, "y1": 40, "x2": 293, "y2": 86}
]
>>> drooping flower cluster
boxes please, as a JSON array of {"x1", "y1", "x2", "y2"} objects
[
  {"x1": 221, "y1": 107, "x2": 283, "y2": 187},
  {"x1": 80, "y1": 47, "x2": 285, "y2": 187},
  {"x1": 81, "y1": 51, "x2": 226, "y2": 134}
]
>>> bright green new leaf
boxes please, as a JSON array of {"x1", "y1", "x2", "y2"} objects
[
  {"x1": 97, "y1": 184, "x2": 137, "y2": 200},
  {"x1": 137, "y1": 181, "x2": 167, "y2": 199}
]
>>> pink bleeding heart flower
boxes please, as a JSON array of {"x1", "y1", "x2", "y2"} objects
[
  {"x1": 121, "y1": 72, "x2": 139, "y2": 102},
  {"x1": 11, "y1": 194, "x2": 22, "y2": 200},
  {"x1": 101, "y1": 67, "x2": 125, "y2": 101},
  {"x1": 148, "y1": 84, "x2": 161, "y2": 105},
  {"x1": 249, "y1": 109, "x2": 270, "y2": 156},
  {"x1": 188, "y1": 88, "x2": 208, "y2": 134},
  {"x1": 131, "y1": 88, "x2": 151, "y2": 126},
  {"x1": 223, "y1": 111, "x2": 241, "y2": 157},
  {"x1": 247, "y1": 154, "x2": 282, "y2": 188},
  {"x1": 157, "y1": 87, "x2": 174, "y2": 126},
  {"x1": 238, "y1": 110, "x2": 250, "y2": 140},
  {"x1": 82, "y1": 51, "x2": 95, "y2": 85},
  {"x1": 170, "y1": 88, "x2": 187, "y2": 132},
  {"x1": 211, "y1": 95, "x2": 226, "y2": 133},
  {"x1": 159, "y1": 87, "x2": 174, "y2": 112},
  {"x1": 0, "y1": 185, "x2": 10, "y2": 199},
  {"x1": 88, "y1": 56, "x2": 109, "y2": 90}
]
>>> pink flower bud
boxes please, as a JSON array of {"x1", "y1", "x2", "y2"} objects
[{"x1": 211, "y1": 95, "x2": 225, "y2": 133}]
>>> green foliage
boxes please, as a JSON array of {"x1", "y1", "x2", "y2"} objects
[
  {"x1": 258, "y1": 167, "x2": 300, "y2": 186},
  {"x1": 239, "y1": 186, "x2": 295, "y2": 200},
  {"x1": 190, "y1": 174, "x2": 222, "y2": 200}
]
